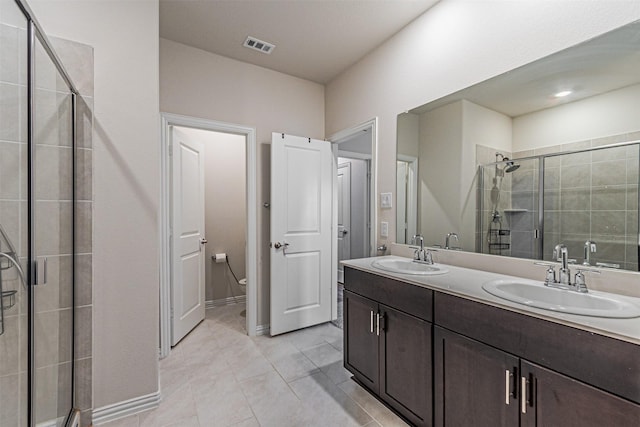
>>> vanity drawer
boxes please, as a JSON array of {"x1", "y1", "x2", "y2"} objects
[
  {"x1": 344, "y1": 267, "x2": 432, "y2": 322},
  {"x1": 434, "y1": 292, "x2": 640, "y2": 404}
]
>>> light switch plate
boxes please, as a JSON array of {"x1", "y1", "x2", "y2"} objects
[
  {"x1": 381, "y1": 221, "x2": 389, "y2": 237},
  {"x1": 380, "y1": 192, "x2": 392, "y2": 208}
]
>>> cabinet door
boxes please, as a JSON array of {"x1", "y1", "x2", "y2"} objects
[
  {"x1": 344, "y1": 290, "x2": 379, "y2": 391},
  {"x1": 380, "y1": 304, "x2": 432, "y2": 427},
  {"x1": 435, "y1": 327, "x2": 520, "y2": 427},
  {"x1": 521, "y1": 360, "x2": 640, "y2": 427}
]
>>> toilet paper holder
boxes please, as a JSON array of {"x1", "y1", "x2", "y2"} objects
[{"x1": 213, "y1": 253, "x2": 227, "y2": 263}]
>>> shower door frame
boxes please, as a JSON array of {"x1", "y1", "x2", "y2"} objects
[
  {"x1": 14, "y1": 0, "x2": 80, "y2": 425},
  {"x1": 480, "y1": 140, "x2": 640, "y2": 267}
]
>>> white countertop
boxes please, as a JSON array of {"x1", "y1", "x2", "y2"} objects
[{"x1": 342, "y1": 255, "x2": 640, "y2": 345}]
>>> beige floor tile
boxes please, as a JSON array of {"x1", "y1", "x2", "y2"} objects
[
  {"x1": 283, "y1": 326, "x2": 330, "y2": 351},
  {"x1": 289, "y1": 371, "x2": 373, "y2": 426},
  {"x1": 191, "y1": 371, "x2": 254, "y2": 426},
  {"x1": 163, "y1": 416, "x2": 200, "y2": 427},
  {"x1": 139, "y1": 382, "x2": 197, "y2": 427},
  {"x1": 252, "y1": 334, "x2": 300, "y2": 362},
  {"x1": 338, "y1": 380, "x2": 409, "y2": 427},
  {"x1": 150, "y1": 303, "x2": 402, "y2": 427},
  {"x1": 98, "y1": 414, "x2": 139, "y2": 427},
  {"x1": 229, "y1": 416, "x2": 260, "y2": 427},
  {"x1": 271, "y1": 351, "x2": 319, "y2": 382},
  {"x1": 238, "y1": 370, "x2": 317, "y2": 427},
  {"x1": 302, "y1": 342, "x2": 342, "y2": 369},
  {"x1": 321, "y1": 358, "x2": 353, "y2": 385}
]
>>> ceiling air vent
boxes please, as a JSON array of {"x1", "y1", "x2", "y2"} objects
[{"x1": 243, "y1": 36, "x2": 275, "y2": 54}]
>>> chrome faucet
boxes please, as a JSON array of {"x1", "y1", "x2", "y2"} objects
[
  {"x1": 411, "y1": 234, "x2": 434, "y2": 264},
  {"x1": 535, "y1": 243, "x2": 596, "y2": 293},
  {"x1": 553, "y1": 243, "x2": 571, "y2": 285},
  {"x1": 583, "y1": 240, "x2": 597, "y2": 266},
  {"x1": 445, "y1": 232, "x2": 459, "y2": 250}
]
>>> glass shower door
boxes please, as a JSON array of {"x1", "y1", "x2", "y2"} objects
[
  {"x1": 0, "y1": 0, "x2": 29, "y2": 424},
  {"x1": 32, "y1": 33, "x2": 74, "y2": 426}
]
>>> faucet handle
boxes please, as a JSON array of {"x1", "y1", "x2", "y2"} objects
[
  {"x1": 424, "y1": 249, "x2": 434, "y2": 264},
  {"x1": 534, "y1": 262, "x2": 556, "y2": 285}
]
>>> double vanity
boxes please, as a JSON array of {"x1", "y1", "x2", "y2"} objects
[{"x1": 342, "y1": 254, "x2": 640, "y2": 427}]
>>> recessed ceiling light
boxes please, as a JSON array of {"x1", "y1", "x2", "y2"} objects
[{"x1": 554, "y1": 90, "x2": 572, "y2": 98}]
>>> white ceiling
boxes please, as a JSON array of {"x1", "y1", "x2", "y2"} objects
[{"x1": 159, "y1": 0, "x2": 440, "y2": 84}]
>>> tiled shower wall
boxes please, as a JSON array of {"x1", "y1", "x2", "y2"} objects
[
  {"x1": 51, "y1": 36, "x2": 94, "y2": 427},
  {"x1": 515, "y1": 132, "x2": 640, "y2": 271},
  {"x1": 477, "y1": 146, "x2": 539, "y2": 260}
]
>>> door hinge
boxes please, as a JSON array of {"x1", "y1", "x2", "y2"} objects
[{"x1": 168, "y1": 143, "x2": 172, "y2": 156}]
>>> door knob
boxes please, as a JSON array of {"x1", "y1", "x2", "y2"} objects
[
  {"x1": 274, "y1": 242, "x2": 290, "y2": 253},
  {"x1": 200, "y1": 238, "x2": 208, "y2": 244},
  {"x1": 342, "y1": 230, "x2": 348, "y2": 235}
]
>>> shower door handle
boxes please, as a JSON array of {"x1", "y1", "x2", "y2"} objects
[{"x1": 34, "y1": 257, "x2": 47, "y2": 286}]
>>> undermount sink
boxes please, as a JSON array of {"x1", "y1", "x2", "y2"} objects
[
  {"x1": 482, "y1": 279, "x2": 640, "y2": 318},
  {"x1": 371, "y1": 258, "x2": 448, "y2": 275}
]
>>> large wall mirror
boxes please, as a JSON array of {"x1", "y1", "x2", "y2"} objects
[{"x1": 397, "y1": 20, "x2": 640, "y2": 272}]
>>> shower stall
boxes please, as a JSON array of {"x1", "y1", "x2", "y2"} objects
[
  {"x1": 1, "y1": 0, "x2": 79, "y2": 425},
  {"x1": 479, "y1": 142, "x2": 640, "y2": 272}
]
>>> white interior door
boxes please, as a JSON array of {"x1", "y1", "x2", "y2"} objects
[
  {"x1": 337, "y1": 162, "x2": 351, "y2": 283},
  {"x1": 171, "y1": 126, "x2": 206, "y2": 345},
  {"x1": 270, "y1": 133, "x2": 333, "y2": 335}
]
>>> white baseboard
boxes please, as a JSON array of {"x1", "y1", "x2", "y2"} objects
[
  {"x1": 92, "y1": 391, "x2": 161, "y2": 425},
  {"x1": 205, "y1": 295, "x2": 246, "y2": 309},
  {"x1": 256, "y1": 323, "x2": 270, "y2": 336}
]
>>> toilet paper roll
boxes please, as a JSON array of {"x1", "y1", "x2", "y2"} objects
[{"x1": 214, "y1": 253, "x2": 227, "y2": 263}]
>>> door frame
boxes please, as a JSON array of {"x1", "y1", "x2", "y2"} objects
[
  {"x1": 329, "y1": 118, "x2": 378, "y2": 257},
  {"x1": 396, "y1": 154, "x2": 418, "y2": 244},
  {"x1": 159, "y1": 113, "x2": 258, "y2": 358},
  {"x1": 329, "y1": 118, "x2": 377, "y2": 320}
]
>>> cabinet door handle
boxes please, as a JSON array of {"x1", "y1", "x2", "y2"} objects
[
  {"x1": 521, "y1": 376, "x2": 527, "y2": 414},
  {"x1": 370, "y1": 311, "x2": 374, "y2": 333},
  {"x1": 376, "y1": 312, "x2": 380, "y2": 336},
  {"x1": 505, "y1": 370, "x2": 511, "y2": 405}
]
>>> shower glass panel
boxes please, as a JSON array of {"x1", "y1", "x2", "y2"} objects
[
  {"x1": 479, "y1": 157, "x2": 540, "y2": 259},
  {"x1": 1, "y1": 0, "x2": 77, "y2": 425},
  {"x1": 32, "y1": 33, "x2": 74, "y2": 426},
  {"x1": 0, "y1": 0, "x2": 29, "y2": 424},
  {"x1": 543, "y1": 143, "x2": 640, "y2": 271}
]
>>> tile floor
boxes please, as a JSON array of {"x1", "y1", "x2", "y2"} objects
[{"x1": 101, "y1": 303, "x2": 408, "y2": 427}]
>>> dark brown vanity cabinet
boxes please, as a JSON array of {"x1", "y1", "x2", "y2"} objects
[
  {"x1": 435, "y1": 292, "x2": 640, "y2": 427},
  {"x1": 520, "y1": 361, "x2": 640, "y2": 427},
  {"x1": 343, "y1": 290, "x2": 379, "y2": 390},
  {"x1": 344, "y1": 268, "x2": 433, "y2": 427},
  {"x1": 344, "y1": 267, "x2": 640, "y2": 427},
  {"x1": 434, "y1": 327, "x2": 520, "y2": 426}
]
